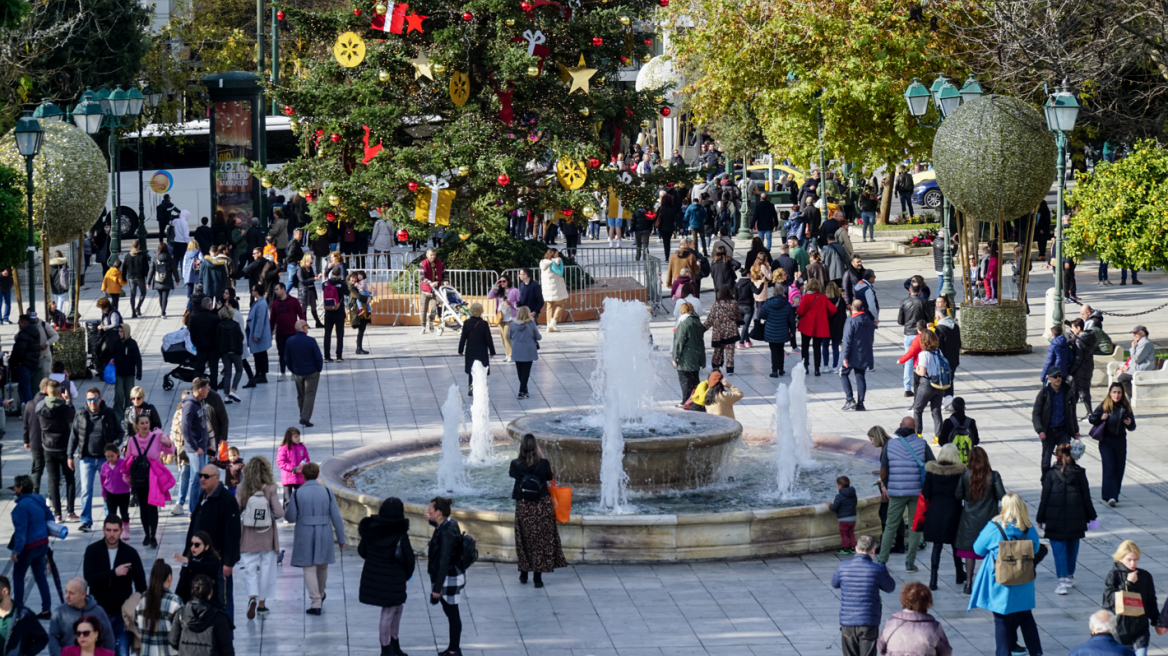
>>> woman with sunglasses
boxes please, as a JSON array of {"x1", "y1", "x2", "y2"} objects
[
  {"x1": 124, "y1": 415, "x2": 176, "y2": 549},
  {"x1": 173, "y1": 531, "x2": 222, "y2": 605},
  {"x1": 63, "y1": 616, "x2": 113, "y2": 656},
  {"x1": 122, "y1": 385, "x2": 163, "y2": 439}
]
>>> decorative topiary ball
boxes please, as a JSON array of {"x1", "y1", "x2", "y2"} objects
[
  {"x1": 0, "y1": 120, "x2": 108, "y2": 245},
  {"x1": 933, "y1": 95, "x2": 1057, "y2": 223}
]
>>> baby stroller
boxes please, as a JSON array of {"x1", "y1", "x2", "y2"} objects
[
  {"x1": 428, "y1": 282, "x2": 470, "y2": 336},
  {"x1": 161, "y1": 330, "x2": 197, "y2": 391}
]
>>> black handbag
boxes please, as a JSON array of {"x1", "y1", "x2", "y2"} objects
[{"x1": 749, "y1": 320, "x2": 766, "y2": 342}]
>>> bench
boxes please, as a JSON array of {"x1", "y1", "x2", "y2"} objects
[
  {"x1": 1132, "y1": 361, "x2": 1168, "y2": 409},
  {"x1": 1093, "y1": 345, "x2": 1124, "y2": 387}
]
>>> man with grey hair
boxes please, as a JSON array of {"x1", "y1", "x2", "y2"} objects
[
  {"x1": 285, "y1": 320, "x2": 323, "y2": 427},
  {"x1": 831, "y1": 534, "x2": 894, "y2": 656},
  {"x1": 1068, "y1": 610, "x2": 1134, "y2": 656},
  {"x1": 48, "y1": 578, "x2": 116, "y2": 656}
]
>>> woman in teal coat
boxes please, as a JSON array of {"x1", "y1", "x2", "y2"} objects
[{"x1": 967, "y1": 493, "x2": 1042, "y2": 656}]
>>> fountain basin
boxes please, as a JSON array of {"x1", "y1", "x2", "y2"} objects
[
  {"x1": 320, "y1": 429, "x2": 884, "y2": 563},
  {"x1": 507, "y1": 411, "x2": 741, "y2": 490}
]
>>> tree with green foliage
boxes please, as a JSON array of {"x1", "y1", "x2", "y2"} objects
[
  {"x1": 257, "y1": 0, "x2": 695, "y2": 246},
  {"x1": 1065, "y1": 140, "x2": 1168, "y2": 272},
  {"x1": 0, "y1": 164, "x2": 28, "y2": 271},
  {"x1": 663, "y1": 0, "x2": 965, "y2": 222}
]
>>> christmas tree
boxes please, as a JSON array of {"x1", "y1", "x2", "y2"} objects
[{"x1": 261, "y1": 0, "x2": 696, "y2": 247}]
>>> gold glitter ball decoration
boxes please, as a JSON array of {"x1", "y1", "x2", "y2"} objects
[
  {"x1": 0, "y1": 120, "x2": 108, "y2": 245},
  {"x1": 579, "y1": 107, "x2": 590, "y2": 117},
  {"x1": 328, "y1": 194, "x2": 341, "y2": 206},
  {"x1": 505, "y1": 18, "x2": 515, "y2": 26},
  {"x1": 457, "y1": 165, "x2": 470, "y2": 177},
  {"x1": 378, "y1": 70, "x2": 391, "y2": 82},
  {"x1": 618, "y1": 15, "x2": 630, "y2": 25},
  {"x1": 958, "y1": 302, "x2": 1029, "y2": 353},
  {"x1": 432, "y1": 63, "x2": 446, "y2": 75}
]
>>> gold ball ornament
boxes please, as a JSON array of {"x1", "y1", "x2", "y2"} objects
[
  {"x1": 299, "y1": 187, "x2": 310, "y2": 196},
  {"x1": 641, "y1": 119, "x2": 651, "y2": 128},
  {"x1": 333, "y1": 32, "x2": 366, "y2": 67},
  {"x1": 328, "y1": 194, "x2": 341, "y2": 206},
  {"x1": 654, "y1": 95, "x2": 664, "y2": 104},
  {"x1": 317, "y1": 227, "x2": 328, "y2": 236},
  {"x1": 375, "y1": 2, "x2": 387, "y2": 13},
  {"x1": 579, "y1": 107, "x2": 590, "y2": 117},
  {"x1": 378, "y1": 70, "x2": 391, "y2": 82},
  {"x1": 582, "y1": 206, "x2": 595, "y2": 218},
  {"x1": 619, "y1": 15, "x2": 630, "y2": 25},
  {"x1": 459, "y1": 231, "x2": 472, "y2": 241},
  {"x1": 432, "y1": 63, "x2": 446, "y2": 75},
  {"x1": 0, "y1": 120, "x2": 107, "y2": 245},
  {"x1": 527, "y1": 66, "x2": 540, "y2": 77},
  {"x1": 457, "y1": 165, "x2": 470, "y2": 177},
  {"x1": 505, "y1": 18, "x2": 515, "y2": 26},
  {"x1": 261, "y1": 177, "x2": 272, "y2": 188},
  {"x1": 289, "y1": 119, "x2": 300, "y2": 133}
]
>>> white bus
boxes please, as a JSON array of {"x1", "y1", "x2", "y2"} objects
[{"x1": 108, "y1": 116, "x2": 298, "y2": 238}]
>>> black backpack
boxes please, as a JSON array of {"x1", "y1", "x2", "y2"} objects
[
  {"x1": 519, "y1": 473, "x2": 543, "y2": 501},
  {"x1": 457, "y1": 532, "x2": 478, "y2": 571},
  {"x1": 130, "y1": 434, "x2": 156, "y2": 489}
]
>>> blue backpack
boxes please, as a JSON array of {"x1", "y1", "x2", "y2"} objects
[{"x1": 926, "y1": 351, "x2": 953, "y2": 389}]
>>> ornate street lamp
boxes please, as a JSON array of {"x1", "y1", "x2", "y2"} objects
[
  {"x1": 14, "y1": 112, "x2": 44, "y2": 315},
  {"x1": 1044, "y1": 84, "x2": 1080, "y2": 325}
]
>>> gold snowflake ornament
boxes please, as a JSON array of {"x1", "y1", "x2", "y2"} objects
[{"x1": 333, "y1": 32, "x2": 367, "y2": 68}]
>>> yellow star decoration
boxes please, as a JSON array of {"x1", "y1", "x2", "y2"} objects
[
  {"x1": 410, "y1": 52, "x2": 433, "y2": 81},
  {"x1": 566, "y1": 55, "x2": 597, "y2": 95}
]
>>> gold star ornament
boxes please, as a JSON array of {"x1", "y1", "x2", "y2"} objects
[
  {"x1": 566, "y1": 55, "x2": 597, "y2": 95},
  {"x1": 410, "y1": 51, "x2": 433, "y2": 81}
]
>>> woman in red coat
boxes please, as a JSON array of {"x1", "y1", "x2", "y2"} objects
[{"x1": 795, "y1": 278, "x2": 836, "y2": 376}]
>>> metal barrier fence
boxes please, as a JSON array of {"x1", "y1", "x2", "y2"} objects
[
  {"x1": 361, "y1": 268, "x2": 420, "y2": 321},
  {"x1": 338, "y1": 251, "x2": 411, "y2": 271},
  {"x1": 570, "y1": 248, "x2": 661, "y2": 267}
]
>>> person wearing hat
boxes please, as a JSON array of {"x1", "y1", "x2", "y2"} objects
[
  {"x1": 1113, "y1": 326, "x2": 1154, "y2": 399},
  {"x1": 1032, "y1": 364, "x2": 1080, "y2": 479}
]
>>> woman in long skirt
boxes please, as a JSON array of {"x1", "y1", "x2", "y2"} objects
[{"x1": 509, "y1": 433, "x2": 567, "y2": 587}]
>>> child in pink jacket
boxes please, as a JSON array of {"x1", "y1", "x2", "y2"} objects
[
  {"x1": 101, "y1": 444, "x2": 131, "y2": 540},
  {"x1": 276, "y1": 426, "x2": 310, "y2": 504}
]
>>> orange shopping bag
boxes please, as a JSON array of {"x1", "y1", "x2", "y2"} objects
[{"x1": 547, "y1": 478, "x2": 572, "y2": 523}]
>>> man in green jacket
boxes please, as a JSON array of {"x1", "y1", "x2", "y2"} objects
[{"x1": 672, "y1": 304, "x2": 706, "y2": 405}]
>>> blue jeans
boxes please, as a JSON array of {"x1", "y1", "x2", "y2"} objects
[
  {"x1": 16, "y1": 364, "x2": 33, "y2": 405},
  {"x1": 898, "y1": 192, "x2": 914, "y2": 216},
  {"x1": 186, "y1": 452, "x2": 207, "y2": 513},
  {"x1": 1098, "y1": 261, "x2": 1108, "y2": 281},
  {"x1": 115, "y1": 627, "x2": 131, "y2": 656},
  {"x1": 1121, "y1": 268, "x2": 1139, "y2": 283},
  {"x1": 287, "y1": 264, "x2": 297, "y2": 283},
  {"x1": 758, "y1": 230, "x2": 772, "y2": 250},
  {"x1": 589, "y1": 222, "x2": 601, "y2": 239},
  {"x1": 902, "y1": 334, "x2": 915, "y2": 392},
  {"x1": 13, "y1": 543, "x2": 51, "y2": 612},
  {"x1": 54, "y1": 293, "x2": 68, "y2": 315},
  {"x1": 1049, "y1": 539, "x2": 1079, "y2": 578},
  {"x1": 821, "y1": 338, "x2": 840, "y2": 368},
  {"x1": 861, "y1": 212, "x2": 876, "y2": 239},
  {"x1": 77, "y1": 457, "x2": 102, "y2": 525},
  {"x1": 177, "y1": 463, "x2": 190, "y2": 505},
  {"x1": 0, "y1": 288, "x2": 11, "y2": 320}
]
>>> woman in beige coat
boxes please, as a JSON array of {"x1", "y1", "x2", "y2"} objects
[
  {"x1": 703, "y1": 371, "x2": 744, "y2": 419},
  {"x1": 539, "y1": 249, "x2": 569, "y2": 331},
  {"x1": 236, "y1": 455, "x2": 285, "y2": 619}
]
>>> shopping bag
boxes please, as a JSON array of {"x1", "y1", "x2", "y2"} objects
[
  {"x1": 911, "y1": 493, "x2": 929, "y2": 532},
  {"x1": 547, "y1": 478, "x2": 572, "y2": 523},
  {"x1": 103, "y1": 360, "x2": 117, "y2": 384},
  {"x1": 1116, "y1": 589, "x2": 1145, "y2": 617}
]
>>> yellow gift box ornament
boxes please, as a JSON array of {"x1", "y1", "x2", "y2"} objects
[
  {"x1": 413, "y1": 174, "x2": 454, "y2": 225},
  {"x1": 606, "y1": 188, "x2": 632, "y2": 220}
]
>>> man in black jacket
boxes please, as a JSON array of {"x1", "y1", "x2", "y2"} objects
[
  {"x1": 842, "y1": 254, "x2": 865, "y2": 306},
  {"x1": 22, "y1": 378, "x2": 50, "y2": 493},
  {"x1": 186, "y1": 466, "x2": 241, "y2": 622},
  {"x1": 68, "y1": 387, "x2": 122, "y2": 532},
  {"x1": 1067, "y1": 318, "x2": 1097, "y2": 419},
  {"x1": 82, "y1": 517, "x2": 146, "y2": 653},
  {"x1": 168, "y1": 575, "x2": 235, "y2": 656},
  {"x1": 36, "y1": 379, "x2": 76, "y2": 521},
  {"x1": 9, "y1": 316, "x2": 41, "y2": 404},
  {"x1": 750, "y1": 197, "x2": 778, "y2": 251},
  {"x1": 189, "y1": 297, "x2": 222, "y2": 388},
  {"x1": 1032, "y1": 365, "x2": 1080, "y2": 479},
  {"x1": 0, "y1": 575, "x2": 50, "y2": 655},
  {"x1": 897, "y1": 285, "x2": 928, "y2": 397}
]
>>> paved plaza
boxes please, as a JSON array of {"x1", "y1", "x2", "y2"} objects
[{"x1": 2, "y1": 234, "x2": 1167, "y2": 656}]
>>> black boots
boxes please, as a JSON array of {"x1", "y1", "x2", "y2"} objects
[
  {"x1": 519, "y1": 571, "x2": 528, "y2": 584},
  {"x1": 929, "y1": 570, "x2": 938, "y2": 591},
  {"x1": 534, "y1": 572, "x2": 544, "y2": 588},
  {"x1": 386, "y1": 638, "x2": 408, "y2": 656}
]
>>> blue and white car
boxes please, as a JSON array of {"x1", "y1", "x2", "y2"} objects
[{"x1": 910, "y1": 170, "x2": 943, "y2": 209}]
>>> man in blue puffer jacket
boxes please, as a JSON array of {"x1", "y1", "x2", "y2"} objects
[
  {"x1": 8, "y1": 474, "x2": 54, "y2": 617},
  {"x1": 1040, "y1": 325, "x2": 1073, "y2": 384},
  {"x1": 832, "y1": 534, "x2": 895, "y2": 656},
  {"x1": 876, "y1": 417, "x2": 935, "y2": 571}
]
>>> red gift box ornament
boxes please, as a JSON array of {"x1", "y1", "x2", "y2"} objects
[{"x1": 370, "y1": 1, "x2": 410, "y2": 33}]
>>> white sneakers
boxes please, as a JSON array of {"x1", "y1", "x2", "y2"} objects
[
  {"x1": 503, "y1": 356, "x2": 511, "y2": 363},
  {"x1": 171, "y1": 503, "x2": 185, "y2": 516},
  {"x1": 1108, "y1": 499, "x2": 1118, "y2": 507},
  {"x1": 1055, "y1": 579, "x2": 1068, "y2": 595},
  {"x1": 1065, "y1": 575, "x2": 1076, "y2": 588}
]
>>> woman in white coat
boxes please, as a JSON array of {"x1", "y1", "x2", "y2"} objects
[
  {"x1": 539, "y1": 248, "x2": 569, "y2": 332},
  {"x1": 369, "y1": 213, "x2": 395, "y2": 269},
  {"x1": 181, "y1": 241, "x2": 204, "y2": 298}
]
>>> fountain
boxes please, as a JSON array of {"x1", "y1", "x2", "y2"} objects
[
  {"x1": 436, "y1": 385, "x2": 467, "y2": 494},
  {"x1": 320, "y1": 300, "x2": 884, "y2": 562},
  {"x1": 468, "y1": 361, "x2": 492, "y2": 464}
]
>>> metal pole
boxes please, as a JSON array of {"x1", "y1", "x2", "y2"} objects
[
  {"x1": 257, "y1": 0, "x2": 265, "y2": 89},
  {"x1": 941, "y1": 197, "x2": 955, "y2": 298},
  {"x1": 25, "y1": 155, "x2": 36, "y2": 316},
  {"x1": 271, "y1": 2, "x2": 279, "y2": 115},
  {"x1": 1052, "y1": 131, "x2": 1066, "y2": 325},
  {"x1": 108, "y1": 128, "x2": 121, "y2": 266},
  {"x1": 137, "y1": 119, "x2": 147, "y2": 243},
  {"x1": 816, "y1": 103, "x2": 826, "y2": 182}
]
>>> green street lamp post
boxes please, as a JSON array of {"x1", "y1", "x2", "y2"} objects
[
  {"x1": 1044, "y1": 84, "x2": 1081, "y2": 327},
  {"x1": 14, "y1": 112, "x2": 44, "y2": 316},
  {"x1": 79, "y1": 86, "x2": 144, "y2": 266},
  {"x1": 136, "y1": 86, "x2": 163, "y2": 243},
  {"x1": 902, "y1": 74, "x2": 982, "y2": 299}
]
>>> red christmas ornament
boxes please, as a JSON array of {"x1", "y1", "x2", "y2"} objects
[
  {"x1": 591, "y1": 37, "x2": 603, "y2": 46},
  {"x1": 588, "y1": 157, "x2": 600, "y2": 168},
  {"x1": 643, "y1": 38, "x2": 652, "y2": 45},
  {"x1": 326, "y1": 211, "x2": 337, "y2": 222},
  {"x1": 660, "y1": 106, "x2": 671, "y2": 117},
  {"x1": 645, "y1": 210, "x2": 657, "y2": 219},
  {"x1": 462, "y1": 11, "x2": 473, "y2": 20},
  {"x1": 283, "y1": 105, "x2": 294, "y2": 116},
  {"x1": 562, "y1": 208, "x2": 573, "y2": 216},
  {"x1": 666, "y1": 182, "x2": 675, "y2": 188},
  {"x1": 619, "y1": 56, "x2": 627, "y2": 65},
  {"x1": 408, "y1": 181, "x2": 419, "y2": 191},
  {"x1": 354, "y1": 7, "x2": 363, "y2": 15},
  {"x1": 658, "y1": 0, "x2": 668, "y2": 6},
  {"x1": 330, "y1": 133, "x2": 341, "y2": 143},
  {"x1": 497, "y1": 173, "x2": 511, "y2": 186},
  {"x1": 316, "y1": 129, "x2": 324, "y2": 137},
  {"x1": 520, "y1": 1, "x2": 532, "y2": 9},
  {"x1": 305, "y1": 193, "x2": 315, "y2": 202},
  {"x1": 276, "y1": 10, "x2": 284, "y2": 19}
]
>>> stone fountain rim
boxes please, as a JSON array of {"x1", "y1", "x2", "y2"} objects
[
  {"x1": 319, "y1": 428, "x2": 884, "y2": 524},
  {"x1": 506, "y1": 411, "x2": 742, "y2": 450}
]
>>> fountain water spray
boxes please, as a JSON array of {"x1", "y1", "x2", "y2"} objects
[
  {"x1": 591, "y1": 298, "x2": 655, "y2": 511},
  {"x1": 436, "y1": 384, "x2": 468, "y2": 493},
  {"x1": 468, "y1": 360, "x2": 492, "y2": 464},
  {"x1": 774, "y1": 382, "x2": 798, "y2": 498},
  {"x1": 788, "y1": 366, "x2": 815, "y2": 467}
]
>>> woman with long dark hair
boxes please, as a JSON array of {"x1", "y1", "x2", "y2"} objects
[
  {"x1": 147, "y1": 242, "x2": 177, "y2": 319},
  {"x1": 293, "y1": 253, "x2": 324, "y2": 328},
  {"x1": 656, "y1": 193, "x2": 679, "y2": 260},
  {"x1": 509, "y1": 434, "x2": 567, "y2": 588},
  {"x1": 702, "y1": 286, "x2": 742, "y2": 374},
  {"x1": 1036, "y1": 443, "x2": 1096, "y2": 595},
  {"x1": 921, "y1": 443, "x2": 965, "y2": 591},
  {"x1": 359, "y1": 497, "x2": 414, "y2": 656},
  {"x1": 1089, "y1": 383, "x2": 1137, "y2": 506},
  {"x1": 135, "y1": 560, "x2": 183, "y2": 656},
  {"x1": 954, "y1": 446, "x2": 1006, "y2": 594},
  {"x1": 173, "y1": 530, "x2": 223, "y2": 605},
  {"x1": 426, "y1": 497, "x2": 464, "y2": 656}
]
